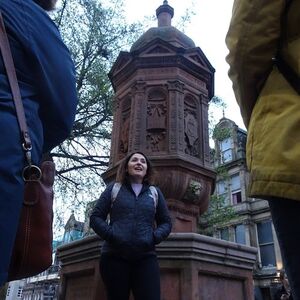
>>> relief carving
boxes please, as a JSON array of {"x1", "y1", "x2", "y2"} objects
[
  {"x1": 167, "y1": 80, "x2": 184, "y2": 92},
  {"x1": 147, "y1": 103, "x2": 167, "y2": 130},
  {"x1": 146, "y1": 46, "x2": 171, "y2": 54},
  {"x1": 184, "y1": 96, "x2": 200, "y2": 157},
  {"x1": 146, "y1": 88, "x2": 167, "y2": 152},
  {"x1": 182, "y1": 180, "x2": 203, "y2": 204},
  {"x1": 185, "y1": 113, "x2": 198, "y2": 146},
  {"x1": 119, "y1": 97, "x2": 131, "y2": 156},
  {"x1": 120, "y1": 116, "x2": 129, "y2": 154},
  {"x1": 146, "y1": 131, "x2": 166, "y2": 152}
]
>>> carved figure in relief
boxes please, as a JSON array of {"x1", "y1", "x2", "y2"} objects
[
  {"x1": 147, "y1": 103, "x2": 166, "y2": 130},
  {"x1": 146, "y1": 91, "x2": 167, "y2": 152},
  {"x1": 147, "y1": 132, "x2": 166, "y2": 152},
  {"x1": 184, "y1": 112, "x2": 199, "y2": 156},
  {"x1": 120, "y1": 117, "x2": 129, "y2": 153}
]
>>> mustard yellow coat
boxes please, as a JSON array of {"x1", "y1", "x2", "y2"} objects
[{"x1": 226, "y1": 0, "x2": 300, "y2": 201}]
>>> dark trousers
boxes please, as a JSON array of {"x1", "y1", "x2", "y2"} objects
[
  {"x1": 268, "y1": 198, "x2": 300, "y2": 300},
  {"x1": 100, "y1": 253, "x2": 161, "y2": 300}
]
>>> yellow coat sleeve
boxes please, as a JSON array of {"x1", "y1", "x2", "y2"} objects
[{"x1": 225, "y1": 0, "x2": 285, "y2": 128}]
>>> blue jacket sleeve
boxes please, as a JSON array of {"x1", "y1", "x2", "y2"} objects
[
  {"x1": 153, "y1": 187, "x2": 172, "y2": 244},
  {"x1": 89, "y1": 183, "x2": 114, "y2": 241},
  {"x1": 28, "y1": 9, "x2": 78, "y2": 152},
  {"x1": 0, "y1": 1, "x2": 78, "y2": 152}
]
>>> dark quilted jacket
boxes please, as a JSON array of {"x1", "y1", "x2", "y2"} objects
[{"x1": 90, "y1": 182, "x2": 172, "y2": 258}]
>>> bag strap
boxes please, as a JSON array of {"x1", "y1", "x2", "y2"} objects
[
  {"x1": 111, "y1": 182, "x2": 122, "y2": 207},
  {"x1": 0, "y1": 12, "x2": 40, "y2": 179},
  {"x1": 274, "y1": 0, "x2": 300, "y2": 94},
  {"x1": 0, "y1": 13, "x2": 31, "y2": 151}
]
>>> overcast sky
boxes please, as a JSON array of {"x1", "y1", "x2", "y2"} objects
[{"x1": 123, "y1": 0, "x2": 245, "y2": 130}]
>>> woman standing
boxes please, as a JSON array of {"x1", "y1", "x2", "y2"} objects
[{"x1": 90, "y1": 152, "x2": 172, "y2": 300}]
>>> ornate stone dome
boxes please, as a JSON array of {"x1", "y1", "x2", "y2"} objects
[{"x1": 130, "y1": 1, "x2": 195, "y2": 52}]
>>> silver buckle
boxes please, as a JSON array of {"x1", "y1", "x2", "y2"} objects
[{"x1": 22, "y1": 165, "x2": 42, "y2": 181}]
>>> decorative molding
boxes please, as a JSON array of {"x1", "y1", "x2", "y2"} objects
[{"x1": 167, "y1": 80, "x2": 184, "y2": 92}]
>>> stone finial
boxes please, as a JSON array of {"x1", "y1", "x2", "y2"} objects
[{"x1": 156, "y1": 1, "x2": 174, "y2": 27}]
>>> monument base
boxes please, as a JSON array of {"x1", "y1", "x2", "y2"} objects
[{"x1": 57, "y1": 233, "x2": 257, "y2": 300}]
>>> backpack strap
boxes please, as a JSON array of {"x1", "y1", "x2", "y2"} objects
[
  {"x1": 107, "y1": 182, "x2": 122, "y2": 224},
  {"x1": 149, "y1": 186, "x2": 158, "y2": 212},
  {"x1": 110, "y1": 183, "x2": 158, "y2": 215},
  {"x1": 111, "y1": 182, "x2": 122, "y2": 207},
  {"x1": 274, "y1": 0, "x2": 300, "y2": 94}
]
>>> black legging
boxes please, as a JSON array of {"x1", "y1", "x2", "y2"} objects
[
  {"x1": 268, "y1": 197, "x2": 300, "y2": 300},
  {"x1": 100, "y1": 253, "x2": 161, "y2": 300}
]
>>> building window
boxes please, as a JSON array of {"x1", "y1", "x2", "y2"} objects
[
  {"x1": 231, "y1": 174, "x2": 242, "y2": 204},
  {"x1": 63, "y1": 229, "x2": 83, "y2": 243},
  {"x1": 217, "y1": 180, "x2": 226, "y2": 194},
  {"x1": 257, "y1": 220, "x2": 276, "y2": 267},
  {"x1": 232, "y1": 192, "x2": 242, "y2": 204},
  {"x1": 235, "y1": 224, "x2": 246, "y2": 244},
  {"x1": 216, "y1": 180, "x2": 229, "y2": 205},
  {"x1": 63, "y1": 231, "x2": 71, "y2": 243},
  {"x1": 220, "y1": 227, "x2": 229, "y2": 241},
  {"x1": 220, "y1": 138, "x2": 233, "y2": 163}
]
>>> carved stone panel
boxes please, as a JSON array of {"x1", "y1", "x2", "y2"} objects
[
  {"x1": 184, "y1": 95, "x2": 201, "y2": 158},
  {"x1": 131, "y1": 81, "x2": 146, "y2": 152},
  {"x1": 146, "y1": 88, "x2": 167, "y2": 152},
  {"x1": 119, "y1": 96, "x2": 131, "y2": 159}
]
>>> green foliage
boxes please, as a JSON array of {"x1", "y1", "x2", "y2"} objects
[
  {"x1": 198, "y1": 165, "x2": 237, "y2": 236},
  {"x1": 198, "y1": 194, "x2": 237, "y2": 236},
  {"x1": 174, "y1": 4, "x2": 196, "y2": 32},
  {"x1": 208, "y1": 95, "x2": 227, "y2": 139},
  {"x1": 212, "y1": 126, "x2": 231, "y2": 141},
  {"x1": 215, "y1": 165, "x2": 230, "y2": 180},
  {"x1": 210, "y1": 95, "x2": 225, "y2": 107}
]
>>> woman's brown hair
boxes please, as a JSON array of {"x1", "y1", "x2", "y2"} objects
[{"x1": 115, "y1": 152, "x2": 156, "y2": 185}]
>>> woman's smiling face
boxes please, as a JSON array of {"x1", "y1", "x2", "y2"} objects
[{"x1": 127, "y1": 153, "x2": 148, "y2": 183}]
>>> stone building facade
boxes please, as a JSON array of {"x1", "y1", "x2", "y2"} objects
[{"x1": 211, "y1": 117, "x2": 284, "y2": 299}]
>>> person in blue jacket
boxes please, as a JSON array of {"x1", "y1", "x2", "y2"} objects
[
  {"x1": 0, "y1": 0, "x2": 77, "y2": 286},
  {"x1": 90, "y1": 152, "x2": 172, "y2": 300}
]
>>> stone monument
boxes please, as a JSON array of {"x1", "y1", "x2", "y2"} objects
[{"x1": 103, "y1": 0, "x2": 215, "y2": 232}]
